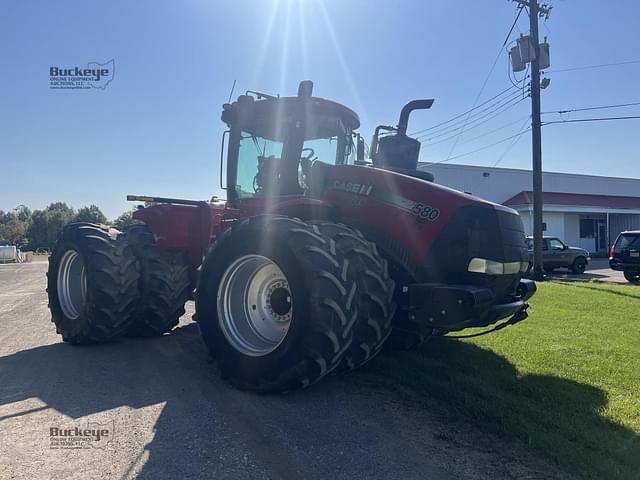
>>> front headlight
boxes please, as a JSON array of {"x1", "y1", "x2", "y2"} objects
[{"x1": 468, "y1": 258, "x2": 528, "y2": 275}]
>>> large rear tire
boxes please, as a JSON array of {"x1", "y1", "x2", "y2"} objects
[
  {"x1": 310, "y1": 221, "x2": 395, "y2": 370},
  {"x1": 47, "y1": 223, "x2": 139, "y2": 344},
  {"x1": 125, "y1": 225, "x2": 192, "y2": 337},
  {"x1": 195, "y1": 215, "x2": 357, "y2": 392}
]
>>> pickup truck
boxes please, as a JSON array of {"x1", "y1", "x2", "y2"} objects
[{"x1": 525, "y1": 236, "x2": 590, "y2": 274}]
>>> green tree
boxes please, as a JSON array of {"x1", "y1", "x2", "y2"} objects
[
  {"x1": 74, "y1": 204, "x2": 107, "y2": 224},
  {"x1": 0, "y1": 209, "x2": 28, "y2": 246},
  {"x1": 13, "y1": 205, "x2": 31, "y2": 223},
  {"x1": 112, "y1": 208, "x2": 141, "y2": 231},
  {"x1": 0, "y1": 218, "x2": 27, "y2": 245},
  {"x1": 27, "y1": 202, "x2": 75, "y2": 250}
]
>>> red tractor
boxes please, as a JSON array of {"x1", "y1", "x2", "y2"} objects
[{"x1": 47, "y1": 81, "x2": 536, "y2": 392}]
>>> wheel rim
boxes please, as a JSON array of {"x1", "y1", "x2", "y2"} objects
[
  {"x1": 217, "y1": 255, "x2": 293, "y2": 357},
  {"x1": 57, "y1": 250, "x2": 87, "y2": 320}
]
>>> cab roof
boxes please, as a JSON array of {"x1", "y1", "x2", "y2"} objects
[{"x1": 221, "y1": 94, "x2": 360, "y2": 140}]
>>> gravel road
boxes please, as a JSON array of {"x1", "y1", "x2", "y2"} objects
[{"x1": 0, "y1": 260, "x2": 569, "y2": 480}]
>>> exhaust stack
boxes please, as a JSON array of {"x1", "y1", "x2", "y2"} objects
[
  {"x1": 397, "y1": 99, "x2": 434, "y2": 136},
  {"x1": 371, "y1": 98, "x2": 435, "y2": 172}
]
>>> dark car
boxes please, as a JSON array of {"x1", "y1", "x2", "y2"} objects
[
  {"x1": 609, "y1": 230, "x2": 640, "y2": 283},
  {"x1": 525, "y1": 236, "x2": 591, "y2": 274}
]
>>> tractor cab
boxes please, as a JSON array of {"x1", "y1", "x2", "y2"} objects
[{"x1": 221, "y1": 81, "x2": 360, "y2": 206}]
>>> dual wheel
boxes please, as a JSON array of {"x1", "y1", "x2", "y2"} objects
[
  {"x1": 48, "y1": 217, "x2": 406, "y2": 392},
  {"x1": 48, "y1": 223, "x2": 191, "y2": 344},
  {"x1": 195, "y1": 216, "x2": 395, "y2": 391}
]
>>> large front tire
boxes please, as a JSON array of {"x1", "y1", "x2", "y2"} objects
[
  {"x1": 195, "y1": 216, "x2": 357, "y2": 392},
  {"x1": 47, "y1": 223, "x2": 139, "y2": 344},
  {"x1": 125, "y1": 225, "x2": 192, "y2": 337}
]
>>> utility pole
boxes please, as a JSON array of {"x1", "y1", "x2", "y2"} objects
[
  {"x1": 513, "y1": 0, "x2": 551, "y2": 280},
  {"x1": 529, "y1": 0, "x2": 544, "y2": 281}
]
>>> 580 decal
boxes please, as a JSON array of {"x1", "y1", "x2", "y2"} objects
[{"x1": 411, "y1": 202, "x2": 440, "y2": 223}]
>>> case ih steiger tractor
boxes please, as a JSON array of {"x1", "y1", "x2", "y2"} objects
[{"x1": 47, "y1": 81, "x2": 536, "y2": 392}]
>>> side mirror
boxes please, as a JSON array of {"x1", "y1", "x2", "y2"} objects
[{"x1": 563, "y1": 244, "x2": 568, "y2": 250}]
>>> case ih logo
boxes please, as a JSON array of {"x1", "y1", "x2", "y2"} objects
[
  {"x1": 331, "y1": 180, "x2": 373, "y2": 196},
  {"x1": 49, "y1": 60, "x2": 114, "y2": 90},
  {"x1": 49, "y1": 420, "x2": 115, "y2": 449}
]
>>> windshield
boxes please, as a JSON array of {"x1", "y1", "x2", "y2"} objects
[
  {"x1": 234, "y1": 113, "x2": 354, "y2": 198},
  {"x1": 301, "y1": 114, "x2": 353, "y2": 165},
  {"x1": 302, "y1": 134, "x2": 355, "y2": 166}
]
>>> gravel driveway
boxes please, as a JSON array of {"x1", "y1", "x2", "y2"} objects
[{"x1": 0, "y1": 260, "x2": 570, "y2": 480}]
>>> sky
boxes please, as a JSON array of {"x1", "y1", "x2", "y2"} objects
[{"x1": 0, "y1": 0, "x2": 639, "y2": 219}]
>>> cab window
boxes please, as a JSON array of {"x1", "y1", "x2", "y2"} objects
[
  {"x1": 549, "y1": 239, "x2": 565, "y2": 250},
  {"x1": 236, "y1": 132, "x2": 284, "y2": 198}
]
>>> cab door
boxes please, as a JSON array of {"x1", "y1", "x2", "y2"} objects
[
  {"x1": 541, "y1": 239, "x2": 552, "y2": 269},
  {"x1": 548, "y1": 238, "x2": 568, "y2": 269}
]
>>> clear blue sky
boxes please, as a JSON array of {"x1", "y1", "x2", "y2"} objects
[{"x1": 1, "y1": 0, "x2": 639, "y2": 219}]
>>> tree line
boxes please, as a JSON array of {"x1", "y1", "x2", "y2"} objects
[{"x1": 0, "y1": 203, "x2": 138, "y2": 251}]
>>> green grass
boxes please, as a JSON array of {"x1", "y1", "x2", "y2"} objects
[{"x1": 367, "y1": 282, "x2": 640, "y2": 479}]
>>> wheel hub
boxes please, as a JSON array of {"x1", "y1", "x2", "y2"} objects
[
  {"x1": 57, "y1": 249, "x2": 87, "y2": 320},
  {"x1": 217, "y1": 255, "x2": 293, "y2": 357}
]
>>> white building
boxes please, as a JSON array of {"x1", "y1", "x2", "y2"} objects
[{"x1": 419, "y1": 163, "x2": 640, "y2": 255}]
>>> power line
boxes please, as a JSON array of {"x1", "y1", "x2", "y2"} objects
[
  {"x1": 423, "y1": 127, "x2": 532, "y2": 166},
  {"x1": 414, "y1": 89, "x2": 523, "y2": 138},
  {"x1": 521, "y1": 64, "x2": 530, "y2": 99},
  {"x1": 542, "y1": 115, "x2": 640, "y2": 125},
  {"x1": 415, "y1": 89, "x2": 527, "y2": 140},
  {"x1": 490, "y1": 116, "x2": 531, "y2": 167},
  {"x1": 422, "y1": 98, "x2": 528, "y2": 145},
  {"x1": 545, "y1": 59, "x2": 640, "y2": 73},
  {"x1": 409, "y1": 85, "x2": 518, "y2": 136},
  {"x1": 449, "y1": 114, "x2": 530, "y2": 149},
  {"x1": 467, "y1": 117, "x2": 531, "y2": 193},
  {"x1": 542, "y1": 101, "x2": 640, "y2": 115},
  {"x1": 503, "y1": 3, "x2": 526, "y2": 47},
  {"x1": 443, "y1": 3, "x2": 526, "y2": 162},
  {"x1": 507, "y1": 50, "x2": 522, "y2": 88}
]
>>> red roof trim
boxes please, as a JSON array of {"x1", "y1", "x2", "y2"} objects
[{"x1": 503, "y1": 191, "x2": 640, "y2": 209}]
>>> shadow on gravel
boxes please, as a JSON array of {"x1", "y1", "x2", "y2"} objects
[
  {"x1": 364, "y1": 338, "x2": 639, "y2": 480},
  {"x1": 0, "y1": 323, "x2": 456, "y2": 479},
  {"x1": 1, "y1": 324, "x2": 637, "y2": 479}
]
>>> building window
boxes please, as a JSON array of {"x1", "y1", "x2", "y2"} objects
[{"x1": 580, "y1": 219, "x2": 595, "y2": 238}]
